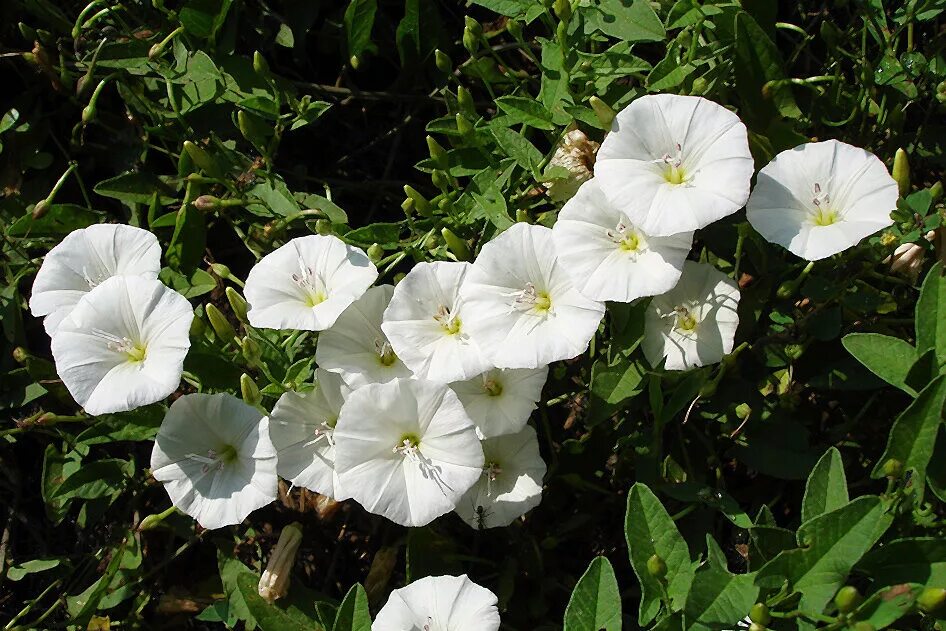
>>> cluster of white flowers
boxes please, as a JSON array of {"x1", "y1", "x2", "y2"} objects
[{"x1": 29, "y1": 93, "x2": 901, "y2": 628}]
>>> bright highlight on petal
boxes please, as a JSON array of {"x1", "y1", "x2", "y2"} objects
[
  {"x1": 553, "y1": 178, "x2": 694, "y2": 302},
  {"x1": 50, "y1": 276, "x2": 193, "y2": 416},
  {"x1": 381, "y1": 261, "x2": 491, "y2": 383},
  {"x1": 29, "y1": 224, "x2": 161, "y2": 335},
  {"x1": 244, "y1": 234, "x2": 377, "y2": 331},
  {"x1": 268, "y1": 369, "x2": 351, "y2": 500},
  {"x1": 373, "y1": 574, "x2": 500, "y2": 631},
  {"x1": 455, "y1": 426, "x2": 546, "y2": 529},
  {"x1": 595, "y1": 94, "x2": 754, "y2": 236},
  {"x1": 315, "y1": 285, "x2": 413, "y2": 387},
  {"x1": 459, "y1": 223, "x2": 605, "y2": 369},
  {"x1": 333, "y1": 378, "x2": 483, "y2": 527},
  {"x1": 642, "y1": 261, "x2": 740, "y2": 371},
  {"x1": 746, "y1": 140, "x2": 898, "y2": 261},
  {"x1": 150, "y1": 393, "x2": 278, "y2": 529},
  {"x1": 450, "y1": 366, "x2": 548, "y2": 438}
]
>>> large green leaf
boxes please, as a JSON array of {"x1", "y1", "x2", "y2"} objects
[
  {"x1": 852, "y1": 583, "x2": 924, "y2": 629},
  {"x1": 344, "y1": 0, "x2": 378, "y2": 60},
  {"x1": 841, "y1": 333, "x2": 918, "y2": 396},
  {"x1": 733, "y1": 10, "x2": 801, "y2": 123},
  {"x1": 684, "y1": 537, "x2": 758, "y2": 631},
  {"x1": 235, "y1": 573, "x2": 325, "y2": 631},
  {"x1": 857, "y1": 538, "x2": 946, "y2": 588},
  {"x1": 583, "y1": 0, "x2": 666, "y2": 43},
  {"x1": 870, "y1": 374, "x2": 946, "y2": 499},
  {"x1": 495, "y1": 96, "x2": 556, "y2": 130},
  {"x1": 94, "y1": 171, "x2": 177, "y2": 205},
  {"x1": 801, "y1": 447, "x2": 849, "y2": 523},
  {"x1": 755, "y1": 496, "x2": 892, "y2": 616},
  {"x1": 333, "y1": 583, "x2": 371, "y2": 631},
  {"x1": 564, "y1": 556, "x2": 622, "y2": 631},
  {"x1": 625, "y1": 483, "x2": 696, "y2": 625},
  {"x1": 489, "y1": 123, "x2": 543, "y2": 174},
  {"x1": 916, "y1": 262, "x2": 946, "y2": 366}
]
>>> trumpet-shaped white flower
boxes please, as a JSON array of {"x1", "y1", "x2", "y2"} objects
[
  {"x1": 150, "y1": 393, "x2": 278, "y2": 529},
  {"x1": 459, "y1": 223, "x2": 605, "y2": 369},
  {"x1": 450, "y1": 366, "x2": 548, "y2": 438},
  {"x1": 30, "y1": 224, "x2": 161, "y2": 335},
  {"x1": 244, "y1": 234, "x2": 377, "y2": 331},
  {"x1": 381, "y1": 261, "x2": 490, "y2": 383},
  {"x1": 642, "y1": 261, "x2": 740, "y2": 371},
  {"x1": 553, "y1": 178, "x2": 694, "y2": 302},
  {"x1": 746, "y1": 140, "x2": 898, "y2": 261},
  {"x1": 455, "y1": 426, "x2": 546, "y2": 529},
  {"x1": 373, "y1": 574, "x2": 500, "y2": 631},
  {"x1": 315, "y1": 285, "x2": 413, "y2": 387},
  {"x1": 333, "y1": 378, "x2": 483, "y2": 527},
  {"x1": 268, "y1": 369, "x2": 351, "y2": 500},
  {"x1": 50, "y1": 276, "x2": 193, "y2": 415},
  {"x1": 595, "y1": 94, "x2": 754, "y2": 236}
]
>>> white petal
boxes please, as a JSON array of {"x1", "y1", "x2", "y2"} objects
[
  {"x1": 244, "y1": 235, "x2": 378, "y2": 331},
  {"x1": 30, "y1": 224, "x2": 161, "y2": 335},
  {"x1": 373, "y1": 574, "x2": 500, "y2": 631},
  {"x1": 450, "y1": 366, "x2": 548, "y2": 438}
]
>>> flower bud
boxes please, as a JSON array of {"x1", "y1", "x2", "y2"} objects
[
  {"x1": 194, "y1": 195, "x2": 221, "y2": 211},
  {"x1": 367, "y1": 243, "x2": 384, "y2": 263},
  {"x1": 556, "y1": 21, "x2": 568, "y2": 44},
  {"x1": 887, "y1": 242, "x2": 925, "y2": 281},
  {"x1": 427, "y1": 135, "x2": 448, "y2": 167},
  {"x1": 400, "y1": 197, "x2": 415, "y2": 215},
  {"x1": 206, "y1": 303, "x2": 237, "y2": 345},
  {"x1": 241, "y1": 336, "x2": 262, "y2": 365},
  {"x1": 364, "y1": 546, "x2": 399, "y2": 605},
  {"x1": 404, "y1": 185, "x2": 431, "y2": 216},
  {"x1": 18, "y1": 22, "x2": 36, "y2": 42},
  {"x1": 690, "y1": 77, "x2": 708, "y2": 95},
  {"x1": 542, "y1": 128, "x2": 599, "y2": 201},
  {"x1": 834, "y1": 585, "x2": 862, "y2": 613},
  {"x1": 190, "y1": 313, "x2": 207, "y2": 337},
  {"x1": 749, "y1": 603, "x2": 771, "y2": 625},
  {"x1": 258, "y1": 522, "x2": 303, "y2": 604},
  {"x1": 253, "y1": 50, "x2": 269, "y2": 75},
  {"x1": 315, "y1": 218, "x2": 333, "y2": 235},
  {"x1": 893, "y1": 148, "x2": 910, "y2": 196},
  {"x1": 431, "y1": 169, "x2": 450, "y2": 191},
  {"x1": 463, "y1": 27, "x2": 479, "y2": 54},
  {"x1": 455, "y1": 113, "x2": 474, "y2": 137},
  {"x1": 81, "y1": 103, "x2": 96, "y2": 125},
  {"x1": 350, "y1": 54, "x2": 362, "y2": 70},
  {"x1": 883, "y1": 458, "x2": 903, "y2": 479},
  {"x1": 748, "y1": 624, "x2": 767, "y2": 631},
  {"x1": 464, "y1": 16, "x2": 482, "y2": 38},
  {"x1": 183, "y1": 140, "x2": 218, "y2": 176},
  {"x1": 138, "y1": 508, "x2": 176, "y2": 531},
  {"x1": 553, "y1": 0, "x2": 572, "y2": 21},
  {"x1": 589, "y1": 96, "x2": 616, "y2": 127},
  {"x1": 434, "y1": 49, "x2": 452, "y2": 74},
  {"x1": 457, "y1": 85, "x2": 475, "y2": 114},
  {"x1": 646, "y1": 554, "x2": 667, "y2": 579},
  {"x1": 241, "y1": 373, "x2": 261, "y2": 406},
  {"x1": 441, "y1": 227, "x2": 471, "y2": 261},
  {"x1": 226, "y1": 286, "x2": 249, "y2": 324},
  {"x1": 424, "y1": 233, "x2": 441, "y2": 250},
  {"x1": 32, "y1": 199, "x2": 50, "y2": 219},
  {"x1": 507, "y1": 20, "x2": 522, "y2": 40},
  {"x1": 917, "y1": 587, "x2": 946, "y2": 613},
  {"x1": 931, "y1": 181, "x2": 944, "y2": 202}
]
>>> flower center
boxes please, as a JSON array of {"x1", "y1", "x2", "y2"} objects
[
  {"x1": 291, "y1": 256, "x2": 328, "y2": 307},
  {"x1": 484, "y1": 461, "x2": 503, "y2": 496},
  {"x1": 509, "y1": 282, "x2": 552, "y2": 315},
  {"x1": 305, "y1": 422, "x2": 335, "y2": 448},
  {"x1": 433, "y1": 305, "x2": 462, "y2": 335},
  {"x1": 674, "y1": 306, "x2": 698, "y2": 333},
  {"x1": 187, "y1": 445, "x2": 238, "y2": 474},
  {"x1": 482, "y1": 376, "x2": 503, "y2": 397},
  {"x1": 81, "y1": 266, "x2": 109, "y2": 289},
  {"x1": 810, "y1": 182, "x2": 839, "y2": 226},
  {"x1": 606, "y1": 220, "x2": 648, "y2": 254},
  {"x1": 91, "y1": 328, "x2": 147, "y2": 363},
  {"x1": 656, "y1": 143, "x2": 689, "y2": 185},
  {"x1": 374, "y1": 339, "x2": 398, "y2": 366}
]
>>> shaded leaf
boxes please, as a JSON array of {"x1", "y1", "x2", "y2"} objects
[
  {"x1": 333, "y1": 583, "x2": 371, "y2": 631},
  {"x1": 564, "y1": 556, "x2": 621, "y2": 631},
  {"x1": 842, "y1": 333, "x2": 917, "y2": 396},
  {"x1": 801, "y1": 447, "x2": 849, "y2": 523}
]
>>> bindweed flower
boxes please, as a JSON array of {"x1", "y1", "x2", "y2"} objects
[
  {"x1": 258, "y1": 522, "x2": 303, "y2": 603},
  {"x1": 150, "y1": 393, "x2": 278, "y2": 529},
  {"x1": 642, "y1": 261, "x2": 740, "y2": 371},
  {"x1": 746, "y1": 140, "x2": 898, "y2": 261},
  {"x1": 333, "y1": 378, "x2": 483, "y2": 527},
  {"x1": 595, "y1": 94, "x2": 753, "y2": 236},
  {"x1": 450, "y1": 366, "x2": 549, "y2": 438},
  {"x1": 459, "y1": 223, "x2": 605, "y2": 369},
  {"x1": 543, "y1": 128, "x2": 600, "y2": 202},
  {"x1": 373, "y1": 574, "x2": 500, "y2": 631},
  {"x1": 268, "y1": 369, "x2": 351, "y2": 500},
  {"x1": 381, "y1": 261, "x2": 490, "y2": 383},
  {"x1": 455, "y1": 426, "x2": 546, "y2": 529},
  {"x1": 315, "y1": 285, "x2": 413, "y2": 387},
  {"x1": 552, "y1": 178, "x2": 694, "y2": 302},
  {"x1": 30, "y1": 224, "x2": 161, "y2": 335},
  {"x1": 244, "y1": 234, "x2": 377, "y2": 331},
  {"x1": 50, "y1": 276, "x2": 193, "y2": 415}
]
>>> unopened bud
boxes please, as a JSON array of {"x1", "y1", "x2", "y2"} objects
[
  {"x1": 931, "y1": 181, "x2": 944, "y2": 202},
  {"x1": 190, "y1": 313, "x2": 207, "y2": 337},
  {"x1": 241, "y1": 336, "x2": 262, "y2": 365},
  {"x1": 431, "y1": 170, "x2": 450, "y2": 191},
  {"x1": 253, "y1": 50, "x2": 269, "y2": 75},
  {"x1": 183, "y1": 141, "x2": 218, "y2": 176},
  {"x1": 240, "y1": 373, "x2": 261, "y2": 406},
  {"x1": 225, "y1": 287, "x2": 249, "y2": 323},
  {"x1": 12, "y1": 347, "x2": 28, "y2": 364},
  {"x1": 507, "y1": 20, "x2": 522, "y2": 40},
  {"x1": 424, "y1": 234, "x2": 441, "y2": 250},
  {"x1": 690, "y1": 77, "x2": 708, "y2": 95},
  {"x1": 18, "y1": 22, "x2": 36, "y2": 42},
  {"x1": 194, "y1": 195, "x2": 221, "y2": 211},
  {"x1": 887, "y1": 242, "x2": 925, "y2": 281},
  {"x1": 400, "y1": 197, "x2": 415, "y2": 215},
  {"x1": 32, "y1": 199, "x2": 50, "y2": 219},
  {"x1": 434, "y1": 49, "x2": 452, "y2": 74},
  {"x1": 918, "y1": 587, "x2": 946, "y2": 613},
  {"x1": 464, "y1": 16, "x2": 482, "y2": 38},
  {"x1": 646, "y1": 554, "x2": 667, "y2": 579},
  {"x1": 893, "y1": 148, "x2": 910, "y2": 196},
  {"x1": 258, "y1": 522, "x2": 303, "y2": 604},
  {"x1": 749, "y1": 603, "x2": 771, "y2": 625},
  {"x1": 206, "y1": 304, "x2": 237, "y2": 345},
  {"x1": 367, "y1": 243, "x2": 384, "y2": 263},
  {"x1": 834, "y1": 585, "x2": 862, "y2": 613},
  {"x1": 463, "y1": 27, "x2": 479, "y2": 54},
  {"x1": 403, "y1": 185, "x2": 431, "y2": 215},
  {"x1": 81, "y1": 104, "x2": 96, "y2": 125},
  {"x1": 589, "y1": 96, "x2": 616, "y2": 128},
  {"x1": 315, "y1": 218, "x2": 333, "y2": 235},
  {"x1": 455, "y1": 112, "x2": 474, "y2": 137},
  {"x1": 350, "y1": 54, "x2": 361, "y2": 70},
  {"x1": 427, "y1": 135, "x2": 448, "y2": 167},
  {"x1": 883, "y1": 458, "x2": 903, "y2": 479},
  {"x1": 556, "y1": 21, "x2": 567, "y2": 44},
  {"x1": 441, "y1": 227, "x2": 470, "y2": 261},
  {"x1": 553, "y1": 0, "x2": 571, "y2": 22},
  {"x1": 457, "y1": 85, "x2": 474, "y2": 114}
]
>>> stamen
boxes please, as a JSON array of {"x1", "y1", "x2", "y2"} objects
[
  {"x1": 81, "y1": 266, "x2": 109, "y2": 289},
  {"x1": 673, "y1": 306, "x2": 698, "y2": 333},
  {"x1": 393, "y1": 436, "x2": 452, "y2": 495},
  {"x1": 433, "y1": 305, "x2": 462, "y2": 335},
  {"x1": 482, "y1": 375, "x2": 503, "y2": 397},
  {"x1": 810, "y1": 183, "x2": 838, "y2": 226},
  {"x1": 505, "y1": 282, "x2": 552, "y2": 315},
  {"x1": 89, "y1": 328, "x2": 147, "y2": 362},
  {"x1": 654, "y1": 143, "x2": 688, "y2": 185},
  {"x1": 605, "y1": 219, "x2": 647, "y2": 253},
  {"x1": 185, "y1": 447, "x2": 237, "y2": 474},
  {"x1": 374, "y1": 338, "x2": 398, "y2": 366},
  {"x1": 303, "y1": 422, "x2": 335, "y2": 448},
  {"x1": 484, "y1": 462, "x2": 503, "y2": 496},
  {"x1": 290, "y1": 255, "x2": 328, "y2": 307}
]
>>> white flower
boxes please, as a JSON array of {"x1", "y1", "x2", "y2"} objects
[
  {"x1": 455, "y1": 426, "x2": 546, "y2": 530},
  {"x1": 552, "y1": 178, "x2": 694, "y2": 302},
  {"x1": 315, "y1": 285, "x2": 413, "y2": 387},
  {"x1": 642, "y1": 261, "x2": 740, "y2": 371},
  {"x1": 450, "y1": 366, "x2": 548, "y2": 438},
  {"x1": 459, "y1": 223, "x2": 605, "y2": 369},
  {"x1": 333, "y1": 378, "x2": 483, "y2": 527},
  {"x1": 29, "y1": 224, "x2": 161, "y2": 335},
  {"x1": 381, "y1": 261, "x2": 490, "y2": 383},
  {"x1": 150, "y1": 393, "x2": 278, "y2": 529},
  {"x1": 258, "y1": 522, "x2": 303, "y2": 603},
  {"x1": 373, "y1": 574, "x2": 500, "y2": 631},
  {"x1": 595, "y1": 94, "x2": 754, "y2": 236},
  {"x1": 268, "y1": 369, "x2": 351, "y2": 500},
  {"x1": 50, "y1": 276, "x2": 193, "y2": 415},
  {"x1": 244, "y1": 234, "x2": 377, "y2": 331},
  {"x1": 543, "y1": 128, "x2": 600, "y2": 202},
  {"x1": 746, "y1": 140, "x2": 899, "y2": 261}
]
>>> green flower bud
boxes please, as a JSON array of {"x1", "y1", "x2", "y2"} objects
[
  {"x1": 193, "y1": 195, "x2": 221, "y2": 211},
  {"x1": 464, "y1": 16, "x2": 482, "y2": 37},
  {"x1": 834, "y1": 585, "x2": 862, "y2": 613},
  {"x1": 749, "y1": 603, "x2": 771, "y2": 625},
  {"x1": 457, "y1": 85, "x2": 475, "y2": 114},
  {"x1": 463, "y1": 27, "x2": 479, "y2": 54},
  {"x1": 32, "y1": 199, "x2": 50, "y2": 219},
  {"x1": 190, "y1": 313, "x2": 207, "y2": 337},
  {"x1": 183, "y1": 140, "x2": 218, "y2": 175},
  {"x1": 404, "y1": 185, "x2": 431, "y2": 215},
  {"x1": 424, "y1": 234, "x2": 441, "y2": 250},
  {"x1": 18, "y1": 22, "x2": 36, "y2": 42},
  {"x1": 556, "y1": 21, "x2": 568, "y2": 44},
  {"x1": 690, "y1": 77, "x2": 708, "y2": 95},
  {"x1": 735, "y1": 402, "x2": 752, "y2": 420},
  {"x1": 367, "y1": 243, "x2": 384, "y2": 263},
  {"x1": 931, "y1": 181, "x2": 944, "y2": 202},
  {"x1": 206, "y1": 303, "x2": 237, "y2": 345},
  {"x1": 427, "y1": 135, "x2": 448, "y2": 167},
  {"x1": 241, "y1": 373, "x2": 261, "y2": 406},
  {"x1": 441, "y1": 227, "x2": 471, "y2": 261},
  {"x1": 226, "y1": 287, "x2": 249, "y2": 324},
  {"x1": 507, "y1": 20, "x2": 522, "y2": 40},
  {"x1": 646, "y1": 554, "x2": 667, "y2": 579},
  {"x1": 253, "y1": 50, "x2": 269, "y2": 75},
  {"x1": 81, "y1": 103, "x2": 96, "y2": 125},
  {"x1": 137, "y1": 508, "x2": 177, "y2": 531},
  {"x1": 241, "y1": 336, "x2": 262, "y2": 365},
  {"x1": 748, "y1": 624, "x2": 767, "y2": 631},
  {"x1": 431, "y1": 169, "x2": 450, "y2": 191},
  {"x1": 918, "y1": 587, "x2": 946, "y2": 613},
  {"x1": 776, "y1": 279, "x2": 798, "y2": 300},
  {"x1": 883, "y1": 458, "x2": 903, "y2": 479},
  {"x1": 455, "y1": 112, "x2": 474, "y2": 137},
  {"x1": 434, "y1": 49, "x2": 452, "y2": 74},
  {"x1": 589, "y1": 96, "x2": 616, "y2": 128},
  {"x1": 553, "y1": 0, "x2": 571, "y2": 21},
  {"x1": 315, "y1": 218, "x2": 333, "y2": 235},
  {"x1": 209, "y1": 262, "x2": 232, "y2": 280},
  {"x1": 401, "y1": 197, "x2": 415, "y2": 215},
  {"x1": 893, "y1": 148, "x2": 911, "y2": 196},
  {"x1": 350, "y1": 54, "x2": 362, "y2": 70}
]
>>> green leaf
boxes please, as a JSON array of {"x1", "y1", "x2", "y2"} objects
[
  {"x1": 734, "y1": 10, "x2": 801, "y2": 123},
  {"x1": 333, "y1": 583, "x2": 371, "y2": 631},
  {"x1": 472, "y1": 190, "x2": 514, "y2": 230},
  {"x1": 755, "y1": 496, "x2": 893, "y2": 616},
  {"x1": 166, "y1": 203, "x2": 207, "y2": 273},
  {"x1": 854, "y1": 583, "x2": 924, "y2": 629},
  {"x1": 489, "y1": 124, "x2": 543, "y2": 174},
  {"x1": 468, "y1": 0, "x2": 531, "y2": 17},
  {"x1": 801, "y1": 447, "x2": 849, "y2": 523},
  {"x1": 6, "y1": 558, "x2": 62, "y2": 581},
  {"x1": 857, "y1": 538, "x2": 946, "y2": 588},
  {"x1": 684, "y1": 537, "x2": 758, "y2": 631},
  {"x1": 235, "y1": 573, "x2": 324, "y2": 631},
  {"x1": 344, "y1": 222, "x2": 402, "y2": 246},
  {"x1": 584, "y1": 0, "x2": 666, "y2": 43},
  {"x1": 52, "y1": 458, "x2": 130, "y2": 501},
  {"x1": 94, "y1": 172, "x2": 177, "y2": 205},
  {"x1": 916, "y1": 262, "x2": 946, "y2": 366},
  {"x1": 625, "y1": 483, "x2": 695, "y2": 625},
  {"x1": 345, "y1": 0, "x2": 378, "y2": 59},
  {"x1": 159, "y1": 267, "x2": 218, "y2": 299},
  {"x1": 275, "y1": 23, "x2": 295, "y2": 48},
  {"x1": 591, "y1": 357, "x2": 645, "y2": 406},
  {"x1": 6, "y1": 204, "x2": 103, "y2": 237},
  {"x1": 299, "y1": 193, "x2": 348, "y2": 224},
  {"x1": 842, "y1": 333, "x2": 918, "y2": 396},
  {"x1": 870, "y1": 374, "x2": 946, "y2": 498},
  {"x1": 495, "y1": 96, "x2": 556, "y2": 130},
  {"x1": 248, "y1": 178, "x2": 301, "y2": 217},
  {"x1": 564, "y1": 556, "x2": 622, "y2": 631},
  {"x1": 179, "y1": 0, "x2": 232, "y2": 40}
]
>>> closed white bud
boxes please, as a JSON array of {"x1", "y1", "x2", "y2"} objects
[{"x1": 258, "y1": 522, "x2": 304, "y2": 603}]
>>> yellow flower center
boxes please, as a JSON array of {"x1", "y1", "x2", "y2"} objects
[
  {"x1": 126, "y1": 342, "x2": 147, "y2": 363},
  {"x1": 483, "y1": 378, "x2": 503, "y2": 397},
  {"x1": 675, "y1": 307, "x2": 698, "y2": 333},
  {"x1": 664, "y1": 164, "x2": 686, "y2": 185},
  {"x1": 304, "y1": 291, "x2": 327, "y2": 307},
  {"x1": 812, "y1": 207, "x2": 839, "y2": 226}
]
